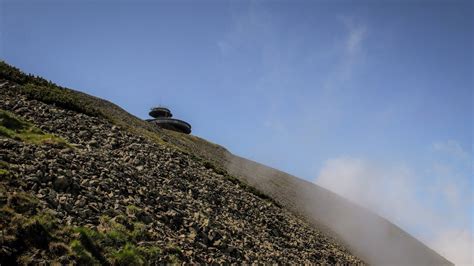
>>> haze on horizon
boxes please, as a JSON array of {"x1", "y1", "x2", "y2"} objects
[{"x1": 1, "y1": 0, "x2": 472, "y2": 264}]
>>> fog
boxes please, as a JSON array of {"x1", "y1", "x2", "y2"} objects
[
  {"x1": 225, "y1": 152, "x2": 465, "y2": 265},
  {"x1": 314, "y1": 156, "x2": 473, "y2": 265}
]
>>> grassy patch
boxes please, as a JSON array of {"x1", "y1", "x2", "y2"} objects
[
  {"x1": 137, "y1": 245, "x2": 161, "y2": 260},
  {"x1": 67, "y1": 215, "x2": 167, "y2": 263},
  {"x1": 0, "y1": 61, "x2": 101, "y2": 118},
  {"x1": 203, "y1": 160, "x2": 227, "y2": 176},
  {"x1": 98, "y1": 215, "x2": 130, "y2": 245},
  {"x1": 1, "y1": 61, "x2": 173, "y2": 148},
  {"x1": 126, "y1": 204, "x2": 141, "y2": 217},
  {"x1": 20, "y1": 83, "x2": 103, "y2": 118},
  {"x1": 0, "y1": 110, "x2": 69, "y2": 146},
  {"x1": 7, "y1": 191, "x2": 39, "y2": 214},
  {"x1": 0, "y1": 61, "x2": 54, "y2": 88},
  {"x1": 0, "y1": 190, "x2": 102, "y2": 265},
  {"x1": 0, "y1": 191, "x2": 64, "y2": 264},
  {"x1": 111, "y1": 243, "x2": 145, "y2": 265},
  {"x1": 70, "y1": 239, "x2": 100, "y2": 265},
  {"x1": 163, "y1": 244, "x2": 183, "y2": 264},
  {"x1": 0, "y1": 169, "x2": 9, "y2": 176},
  {"x1": 0, "y1": 160, "x2": 9, "y2": 168}
]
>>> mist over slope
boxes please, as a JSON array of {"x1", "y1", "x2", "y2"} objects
[
  {"x1": 225, "y1": 155, "x2": 455, "y2": 265},
  {"x1": 0, "y1": 62, "x2": 361, "y2": 264},
  {"x1": 161, "y1": 124, "x2": 453, "y2": 265}
]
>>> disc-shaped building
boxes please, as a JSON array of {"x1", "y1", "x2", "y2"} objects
[{"x1": 147, "y1": 107, "x2": 191, "y2": 134}]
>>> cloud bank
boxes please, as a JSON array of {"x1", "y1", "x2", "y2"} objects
[{"x1": 314, "y1": 141, "x2": 473, "y2": 265}]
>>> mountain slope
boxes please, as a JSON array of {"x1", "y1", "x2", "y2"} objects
[
  {"x1": 225, "y1": 155, "x2": 454, "y2": 265},
  {"x1": 0, "y1": 61, "x2": 452, "y2": 265},
  {"x1": 0, "y1": 62, "x2": 362, "y2": 264},
  {"x1": 155, "y1": 128, "x2": 454, "y2": 265}
]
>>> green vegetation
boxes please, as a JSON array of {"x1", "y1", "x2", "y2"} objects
[
  {"x1": 0, "y1": 191, "x2": 58, "y2": 263},
  {"x1": 0, "y1": 187, "x2": 175, "y2": 264},
  {"x1": 0, "y1": 60, "x2": 103, "y2": 118},
  {"x1": 111, "y1": 243, "x2": 145, "y2": 265},
  {"x1": 0, "y1": 60, "x2": 168, "y2": 148},
  {"x1": 7, "y1": 191, "x2": 39, "y2": 214},
  {"x1": 203, "y1": 160, "x2": 227, "y2": 175},
  {"x1": 70, "y1": 239, "x2": 100, "y2": 265},
  {"x1": 0, "y1": 61, "x2": 55, "y2": 88},
  {"x1": 98, "y1": 215, "x2": 131, "y2": 245},
  {"x1": 126, "y1": 204, "x2": 141, "y2": 217},
  {"x1": 20, "y1": 83, "x2": 103, "y2": 118},
  {"x1": 71, "y1": 214, "x2": 168, "y2": 264},
  {"x1": 0, "y1": 110, "x2": 69, "y2": 146},
  {"x1": 0, "y1": 160, "x2": 9, "y2": 168},
  {"x1": 0, "y1": 169, "x2": 9, "y2": 176},
  {"x1": 0, "y1": 158, "x2": 13, "y2": 180}
]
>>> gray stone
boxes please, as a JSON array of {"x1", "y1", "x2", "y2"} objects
[{"x1": 53, "y1": 175, "x2": 71, "y2": 191}]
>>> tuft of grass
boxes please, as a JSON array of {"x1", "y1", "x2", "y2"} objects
[
  {"x1": 0, "y1": 205, "x2": 15, "y2": 222},
  {"x1": 203, "y1": 160, "x2": 227, "y2": 176},
  {"x1": 0, "y1": 160, "x2": 9, "y2": 168},
  {"x1": 169, "y1": 254, "x2": 181, "y2": 264},
  {"x1": 18, "y1": 219, "x2": 52, "y2": 248},
  {"x1": 0, "y1": 161, "x2": 10, "y2": 177},
  {"x1": 126, "y1": 204, "x2": 141, "y2": 217},
  {"x1": 32, "y1": 211, "x2": 59, "y2": 232},
  {"x1": 0, "y1": 109, "x2": 69, "y2": 146},
  {"x1": 0, "y1": 169, "x2": 9, "y2": 176},
  {"x1": 130, "y1": 222, "x2": 147, "y2": 241},
  {"x1": 163, "y1": 244, "x2": 183, "y2": 264},
  {"x1": 111, "y1": 243, "x2": 145, "y2": 265},
  {"x1": 73, "y1": 226, "x2": 108, "y2": 264},
  {"x1": 70, "y1": 215, "x2": 160, "y2": 264},
  {"x1": 73, "y1": 226, "x2": 105, "y2": 243},
  {"x1": 7, "y1": 191, "x2": 39, "y2": 214},
  {"x1": 98, "y1": 215, "x2": 129, "y2": 245},
  {"x1": 0, "y1": 110, "x2": 30, "y2": 131},
  {"x1": 137, "y1": 245, "x2": 161, "y2": 261},
  {"x1": 70, "y1": 239, "x2": 100, "y2": 265}
]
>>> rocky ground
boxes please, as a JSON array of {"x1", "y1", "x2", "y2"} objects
[{"x1": 0, "y1": 76, "x2": 363, "y2": 264}]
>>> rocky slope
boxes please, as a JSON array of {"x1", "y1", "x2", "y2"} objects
[{"x1": 0, "y1": 63, "x2": 363, "y2": 264}]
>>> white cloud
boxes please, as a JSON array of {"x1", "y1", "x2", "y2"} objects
[
  {"x1": 431, "y1": 229, "x2": 474, "y2": 266},
  {"x1": 433, "y1": 139, "x2": 470, "y2": 161},
  {"x1": 337, "y1": 15, "x2": 367, "y2": 56},
  {"x1": 322, "y1": 17, "x2": 367, "y2": 94},
  {"x1": 216, "y1": 4, "x2": 272, "y2": 56},
  {"x1": 315, "y1": 157, "x2": 428, "y2": 226},
  {"x1": 314, "y1": 155, "x2": 473, "y2": 265},
  {"x1": 346, "y1": 24, "x2": 367, "y2": 55}
]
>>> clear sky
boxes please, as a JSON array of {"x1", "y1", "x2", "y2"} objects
[{"x1": 1, "y1": 0, "x2": 472, "y2": 264}]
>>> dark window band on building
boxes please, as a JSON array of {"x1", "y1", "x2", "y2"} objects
[{"x1": 146, "y1": 107, "x2": 191, "y2": 134}]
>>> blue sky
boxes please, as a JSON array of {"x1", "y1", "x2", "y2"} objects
[{"x1": 1, "y1": 0, "x2": 472, "y2": 264}]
